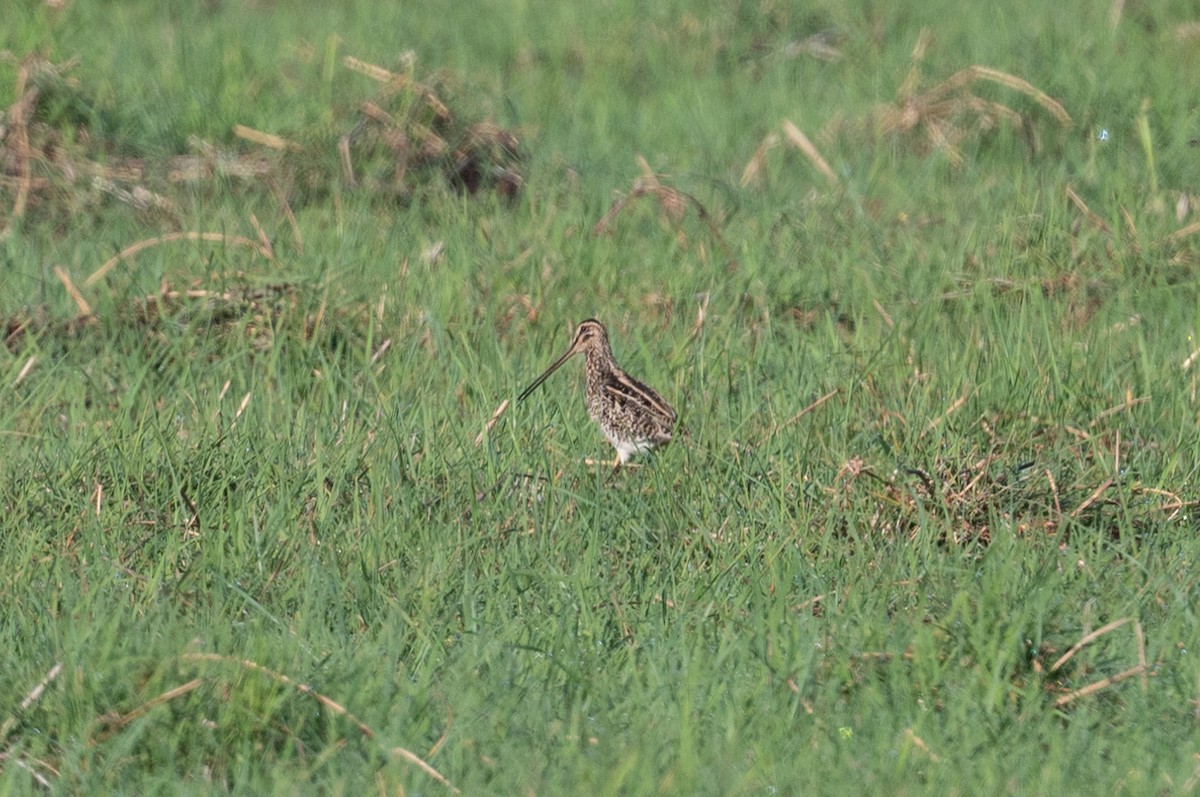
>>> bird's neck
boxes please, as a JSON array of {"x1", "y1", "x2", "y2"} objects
[{"x1": 584, "y1": 347, "x2": 616, "y2": 384}]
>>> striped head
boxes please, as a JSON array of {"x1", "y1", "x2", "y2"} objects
[{"x1": 517, "y1": 319, "x2": 612, "y2": 401}]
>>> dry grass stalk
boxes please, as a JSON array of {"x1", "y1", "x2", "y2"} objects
[
  {"x1": 1120, "y1": 205, "x2": 1138, "y2": 238},
  {"x1": 93, "y1": 679, "x2": 205, "y2": 740},
  {"x1": 1041, "y1": 612, "x2": 1152, "y2": 705},
  {"x1": 234, "y1": 391, "x2": 253, "y2": 420},
  {"x1": 1175, "y1": 21, "x2": 1200, "y2": 41},
  {"x1": 0, "y1": 661, "x2": 61, "y2": 786},
  {"x1": 360, "y1": 100, "x2": 397, "y2": 126},
  {"x1": 3, "y1": 51, "x2": 520, "y2": 238},
  {"x1": 609, "y1": 591, "x2": 636, "y2": 646},
  {"x1": 336, "y1": 55, "x2": 520, "y2": 201},
  {"x1": 1175, "y1": 193, "x2": 1193, "y2": 223},
  {"x1": 740, "y1": 132, "x2": 780, "y2": 187},
  {"x1": 1, "y1": 55, "x2": 71, "y2": 226},
  {"x1": 85, "y1": 231, "x2": 275, "y2": 287},
  {"x1": 166, "y1": 137, "x2": 274, "y2": 183},
  {"x1": 28, "y1": 280, "x2": 302, "y2": 355},
  {"x1": 742, "y1": 120, "x2": 838, "y2": 188},
  {"x1": 889, "y1": 62, "x2": 1071, "y2": 129},
  {"x1": 0, "y1": 662, "x2": 63, "y2": 745},
  {"x1": 337, "y1": 134, "x2": 356, "y2": 186},
  {"x1": 53, "y1": 265, "x2": 92, "y2": 316},
  {"x1": 781, "y1": 389, "x2": 839, "y2": 430},
  {"x1": 5, "y1": 60, "x2": 36, "y2": 230},
  {"x1": 182, "y1": 652, "x2": 460, "y2": 793},
  {"x1": 1066, "y1": 186, "x2": 1112, "y2": 233},
  {"x1": 342, "y1": 54, "x2": 397, "y2": 83},
  {"x1": 1069, "y1": 477, "x2": 1114, "y2": 519},
  {"x1": 1089, "y1": 393, "x2": 1149, "y2": 426},
  {"x1": 1045, "y1": 468, "x2": 1063, "y2": 519},
  {"x1": 781, "y1": 34, "x2": 844, "y2": 63},
  {"x1": 922, "y1": 391, "x2": 970, "y2": 436},
  {"x1": 853, "y1": 437, "x2": 1058, "y2": 546},
  {"x1": 138, "y1": 284, "x2": 291, "y2": 309},
  {"x1": 1110, "y1": 0, "x2": 1125, "y2": 30},
  {"x1": 793, "y1": 593, "x2": 827, "y2": 614},
  {"x1": 370, "y1": 338, "x2": 392, "y2": 367},
  {"x1": 782, "y1": 120, "x2": 838, "y2": 185},
  {"x1": 268, "y1": 177, "x2": 304, "y2": 253},
  {"x1": 1054, "y1": 663, "x2": 1147, "y2": 707},
  {"x1": 1165, "y1": 218, "x2": 1200, "y2": 244},
  {"x1": 748, "y1": 38, "x2": 1073, "y2": 183},
  {"x1": 1, "y1": 56, "x2": 79, "y2": 232},
  {"x1": 953, "y1": 66, "x2": 1071, "y2": 125},
  {"x1": 1183, "y1": 343, "x2": 1200, "y2": 371},
  {"x1": 342, "y1": 54, "x2": 450, "y2": 120},
  {"x1": 1134, "y1": 486, "x2": 1198, "y2": 520},
  {"x1": 19, "y1": 662, "x2": 63, "y2": 711},
  {"x1": 903, "y1": 728, "x2": 941, "y2": 763},
  {"x1": 14, "y1": 355, "x2": 37, "y2": 386},
  {"x1": 233, "y1": 124, "x2": 299, "y2": 152},
  {"x1": 91, "y1": 176, "x2": 175, "y2": 214},
  {"x1": 0, "y1": 757, "x2": 53, "y2": 789},
  {"x1": 862, "y1": 33, "x2": 1072, "y2": 166},
  {"x1": 1134, "y1": 620, "x2": 1148, "y2": 691},
  {"x1": 688, "y1": 291, "x2": 710, "y2": 338},
  {"x1": 248, "y1": 213, "x2": 275, "y2": 260},
  {"x1": 871, "y1": 299, "x2": 895, "y2": 329},
  {"x1": 594, "y1": 157, "x2": 736, "y2": 267},
  {"x1": 425, "y1": 690, "x2": 455, "y2": 759},
  {"x1": 474, "y1": 399, "x2": 510, "y2": 447},
  {"x1": 1050, "y1": 617, "x2": 1132, "y2": 673}
]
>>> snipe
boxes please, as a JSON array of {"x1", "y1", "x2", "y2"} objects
[{"x1": 518, "y1": 319, "x2": 676, "y2": 469}]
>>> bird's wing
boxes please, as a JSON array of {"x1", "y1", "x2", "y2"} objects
[{"x1": 602, "y1": 371, "x2": 677, "y2": 426}]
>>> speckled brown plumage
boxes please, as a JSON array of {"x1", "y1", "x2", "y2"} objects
[{"x1": 518, "y1": 319, "x2": 676, "y2": 468}]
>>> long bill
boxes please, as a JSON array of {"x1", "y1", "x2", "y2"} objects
[{"x1": 517, "y1": 345, "x2": 579, "y2": 401}]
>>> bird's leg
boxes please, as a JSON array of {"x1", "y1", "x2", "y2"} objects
[
  {"x1": 583, "y1": 454, "x2": 638, "y2": 471},
  {"x1": 610, "y1": 448, "x2": 643, "y2": 472},
  {"x1": 584, "y1": 456, "x2": 630, "y2": 469}
]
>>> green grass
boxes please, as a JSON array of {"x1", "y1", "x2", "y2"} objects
[{"x1": 3, "y1": 0, "x2": 1200, "y2": 794}]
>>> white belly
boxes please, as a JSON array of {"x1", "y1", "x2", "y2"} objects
[{"x1": 605, "y1": 431, "x2": 655, "y2": 464}]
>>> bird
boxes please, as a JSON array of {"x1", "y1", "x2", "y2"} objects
[{"x1": 517, "y1": 319, "x2": 676, "y2": 470}]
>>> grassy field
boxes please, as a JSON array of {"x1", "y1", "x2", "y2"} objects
[{"x1": 3, "y1": 0, "x2": 1200, "y2": 793}]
